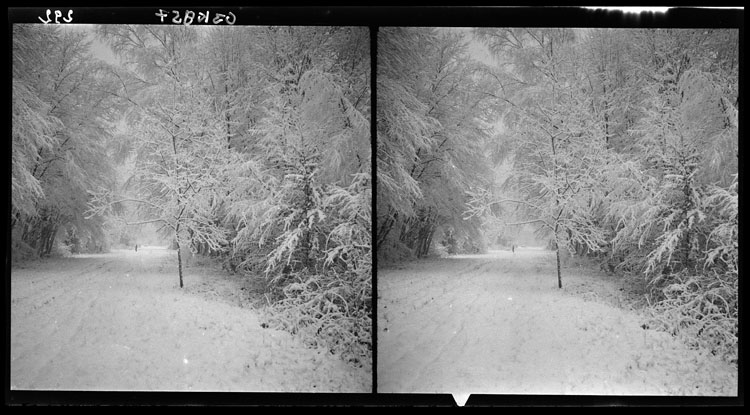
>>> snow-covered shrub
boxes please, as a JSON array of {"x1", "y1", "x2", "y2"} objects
[
  {"x1": 51, "y1": 239, "x2": 72, "y2": 257},
  {"x1": 63, "y1": 227, "x2": 82, "y2": 254},
  {"x1": 266, "y1": 269, "x2": 371, "y2": 368},
  {"x1": 645, "y1": 269, "x2": 737, "y2": 364},
  {"x1": 262, "y1": 173, "x2": 372, "y2": 367},
  {"x1": 441, "y1": 228, "x2": 458, "y2": 255},
  {"x1": 431, "y1": 238, "x2": 450, "y2": 258},
  {"x1": 642, "y1": 176, "x2": 737, "y2": 364},
  {"x1": 457, "y1": 236, "x2": 486, "y2": 255}
]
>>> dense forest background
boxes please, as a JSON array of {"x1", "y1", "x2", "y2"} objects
[
  {"x1": 11, "y1": 25, "x2": 372, "y2": 366},
  {"x1": 377, "y1": 28, "x2": 738, "y2": 364}
]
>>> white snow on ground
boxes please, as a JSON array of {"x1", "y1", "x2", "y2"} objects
[
  {"x1": 11, "y1": 247, "x2": 370, "y2": 392},
  {"x1": 377, "y1": 248, "x2": 737, "y2": 396}
]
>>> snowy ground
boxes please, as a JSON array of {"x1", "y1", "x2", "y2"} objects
[
  {"x1": 377, "y1": 247, "x2": 737, "y2": 396},
  {"x1": 10, "y1": 247, "x2": 370, "y2": 392}
]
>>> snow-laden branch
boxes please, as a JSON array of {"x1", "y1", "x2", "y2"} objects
[{"x1": 505, "y1": 218, "x2": 549, "y2": 227}]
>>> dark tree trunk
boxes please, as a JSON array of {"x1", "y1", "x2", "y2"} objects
[
  {"x1": 35, "y1": 218, "x2": 58, "y2": 257},
  {"x1": 415, "y1": 226, "x2": 429, "y2": 258},
  {"x1": 171, "y1": 127, "x2": 185, "y2": 288},
  {"x1": 424, "y1": 228, "x2": 436, "y2": 256},
  {"x1": 377, "y1": 207, "x2": 400, "y2": 250},
  {"x1": 556, "y1": 247, "x2": 562, "y2": 289},
  {"x1": 39, "y1": 227, "x2": 50, "y2": 256},
  {"x1": 300, "y1": 173, "x2": 314, "y2": 270},
  {"x1": 413, "y1": 209, "x2": 436, "y2": 258},
  {"x1": 34, "y1": 226, "x2": 47, "y2": 254},
  {"x1": 377, "y1": 214, "x2": 395, "y2": 250},
  {"x1": 177, "y1": 243, "x2": 184, "y2": 288},
  {"x1": 175, "y1": 226, "x2": 184, "y2": 288},
  {"x1": 553, "y1": 229, "x2": 563, "y2": 289},
  {"x1": 225, "y1": 83, "x2": 232, "y2": 149},
  {"x1": 398, "y1": 217, "x2": 413, "y2": 243},
  {"x1": 22, "y1": 216, "x2": 40, "y2": 248},
  {"x1": 42, "y1": 224, "x2": 58, "y2": 256}
]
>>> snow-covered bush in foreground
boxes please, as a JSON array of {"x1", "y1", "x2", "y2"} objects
[
  {"x1": 645, "y1": 269, "x2": 737, "y2": 365},
  {"x1": 643, "y1": 176, "x2": 738, "y2": 365},
  {"x1": 263, "y1": 174, "x2": 372, "y2": 368}
]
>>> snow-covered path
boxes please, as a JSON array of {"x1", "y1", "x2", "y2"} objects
[
  {"x1": 377, "y1": 248, "x2": 736, "y2": 396},
  {"x1": 11, "y1": 247, "x2": 370, "y2": 392}
]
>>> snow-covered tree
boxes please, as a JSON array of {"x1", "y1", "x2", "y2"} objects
[
  {"x1": 12, "y1": 25, "x2": 120, "y2": 258},
  {"x1": 470, "y1": 28, "x2": 616, "y2": 287},
  {"x1": 377, "y1": 28, "x2": 497, "y2": 260},
  {"x1": 90, "y1": 25, "x2": 245, "y2": 287},
  {"x1": 220, "y1": 26, "x2": 372, "y2": 364},
  {"x1": 463, "y1": 26, "x2": 738, "y2": 361},
  {"x1": 606, "y1": 29, "x2": 738, "y2": 280}
]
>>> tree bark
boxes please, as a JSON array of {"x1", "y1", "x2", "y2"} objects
[
  {"x1": 377, "y1": 213, "x2": 395, "y2": 250},
  {"x1": 38, "y1": 225, "x2": 50, "y2": 256},
  {"x1": 42, "y1": 224, "x2": 58, "y2": 256},
  {"x1": 225, "y1": 83, "x2": 232, "y2": 149},
  {"x1": 377, "y1": 206, "x2": 400, "y2": 251},
  {"x1": 177, "y1": 241, "x2": 184, "y2": 288},
  {"x1": 424, "y1": 228, "x2": 436, "y2": 256},
  {"x1": 175, "y1": 224, "x2": 184, "y2": 288},
  {"x1": 554, "y1": 228, "x2": 563, "y2": 289},
  {"x1": 556, "y1": 244, "x2": 562, "y2": 289}
]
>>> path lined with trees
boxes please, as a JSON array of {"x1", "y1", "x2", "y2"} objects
[
  {"x1": 377, "y1": 27, "x2": 738, "y2": 391},
  {"x1": 12, "y1": 24, "x2": 372, "y2": 389}
]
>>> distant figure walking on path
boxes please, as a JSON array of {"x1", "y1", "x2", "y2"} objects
[
  {"x1": 135, "y1": 244, "x2": 138, "y2": 252},
  {"x1": 512, "y1": 244, "x2": 515, "y2": 253}
]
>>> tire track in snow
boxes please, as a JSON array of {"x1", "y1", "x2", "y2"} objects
[
  {"x1": 11, "y1": 258, "x2": 113, "y2": 315},
  {"x1": 11, "y1": 249, "x2": 369, "y2": 392},
  {"x1": 10, "y1": 254, "x2": 147, "y2": 389},
  {"x1": 10, "y1": 256, "x2": 119, "y2": 387},
  {"x1": 378, "y1": 248, "x2": 737, "y2": 395}
]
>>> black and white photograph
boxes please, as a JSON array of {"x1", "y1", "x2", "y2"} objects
[
  {"x1": 376, "y1": 26, "x2": 738, "y2": 397},
  {"x1": 10, "y1": 21, "x2": 372, "y2": 393},
  {"x1": 7, "y1": 5, "x2": 744, "y2": 408}
]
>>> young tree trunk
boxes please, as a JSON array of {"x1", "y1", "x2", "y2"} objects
[
  {"x1": 177, "y1": 241, "x2": 184, "y2": 288},
  {"x1": 35, "y1": 225, "x2": 47, "y2": 255},
  {"x1": 225, "y1": 83, "x2": 232, "y2": 149},
  {"x1": 424, "y1": 227, "x2": 436, "y2": 256},
  {"x1": 46, "y1": 225, "x2": 57, "y2": 256},
  {"x1": 37, "y1": 220, "x2": 58, "y2": 256},
  {"x1": 22, "y1": 216, "x2": 41, "y2": 250},
  {"x1": 680, "y1": 177, "x2": 695, "y2": 270},
  {"x1": 554, "y1": 230, "x2": 563, "y2": 289},
  {"x1": 377, "y1": 208, "x2": 398, "y2": 250},
  {"x1": 175, "y1": 225, "x2": 185, "y2": 288},
  {"x1": 398, "y1": 217, "x2": 414, "y2": 243},
  {"x1": 556, "y1": 246, "x2": 562, "y2": 289},
  {"x1": 416, "y1": 227, "x2": 429, "y2": 258}
]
